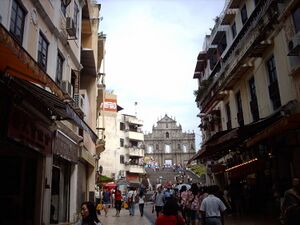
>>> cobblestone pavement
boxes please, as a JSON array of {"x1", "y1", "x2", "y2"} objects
[
  {"x1": 98, "y1": 203, "x2": 281, "y2": 225},
  {"x1": 97, "y1": 204, "x2": 152, "y2": 225}
]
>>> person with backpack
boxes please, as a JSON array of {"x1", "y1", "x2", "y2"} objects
[{"x1": 127, "y1": 187, "x2": 137, "y2": 216}]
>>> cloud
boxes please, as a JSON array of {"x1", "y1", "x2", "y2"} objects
[{"x1": 99, "y1": 0, "x2": 225, "y2": 148}]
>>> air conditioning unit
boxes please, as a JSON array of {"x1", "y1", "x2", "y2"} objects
[
  {"x1": 73, "y1": 93, "x2": 85, "y2": 112},
  {"x1": 66, "y1": 17, "x2": 76, "y2": 37},
  {"x1": 61, "y1": 80, "x2": 73, "y2": 98},
  {"x1": 288, "y1": 33, "x2": 300, "y2": 56}
]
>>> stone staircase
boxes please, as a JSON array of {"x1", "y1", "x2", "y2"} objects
[{"x1": 145, "y1": 167, "x2": 201, "y2": 189}]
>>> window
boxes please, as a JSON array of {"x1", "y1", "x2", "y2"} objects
[
  {"x1": 266, "y1": 55, "x2": 281, "y2": 110},
  {"x1": 74, "y1": 2, "x2": 79, "y2": 37},
  {"x1": 165, "y1": 144, "x2": 171, "y2": 153},
  {"x1": 38, "y1": 32, "x2": 49, "y2": 71},
  {"x1": 177, "y1": 144, "x2": 181, "y2": 150},
  {"x1": 166, "y1": 123, "x2": 168, "y2": 128},
  {"x1": 218, "y1": 35, "x2": 227, "y2": 55},
  {"x1": 231, "y1": 22, "x2": 237, "y2": 39},
  {"x1": 183, "y1": 145, "x2": 187, "y2": 153},
  {"x1": 56, "y1": 52, "x2": 64, "y2": 85},
  {"x1": 120, "y1": 155, "x2": 125, "y2": 164},
  {"x1": 120, "y1": 138, "x2": 124, "y2": 147},
  {"x1": 241, "y1": 4, "x2": 248, "y2": 25},
  {"x1": 166, "y1": 132, "x2": 169, "y2": 138},
  {"x1": 292, "y1": 5, "x2": 300, "y2": 33},
  {"x1": 225, "y1": 103, "x2": 231, "y2": 130},
  {"x1": 235, "y1": 91, "x2": 244, "y2": 126},
  {"x1": 248, "y1": 77, "x2": 259, "y2": 121},
  {"x1": 10, "y1": 0, "x2": 26, "y2": 44},
  {"x1": 156, "y1": 144, "x2": 159, "y2": 150},
  {"x1": 147, "y1": 145, "x2": 153, "y2": 154},
  {"x1": 61, "y1": 0, "x2": 67, "y2": 16},
  {"x1": 120, "y1": 122, "x2": 125, "y2": 131}
]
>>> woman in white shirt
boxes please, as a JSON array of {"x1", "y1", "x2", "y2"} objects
[{"x1": 138, "y1": 190, "x2": 146, "y2": 216}]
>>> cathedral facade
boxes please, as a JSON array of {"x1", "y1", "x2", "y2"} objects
[{"x1": 144, "y1": 114, "x2": 195, "y2": 167}]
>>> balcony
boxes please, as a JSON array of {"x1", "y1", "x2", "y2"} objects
[
  {"x1": 128, "y1": 131, "x2": 144, "y2": 141},
  {"x1": 128, "y1": 147, "x2": 144, "y2": 157},
  {"x1": 211, "y1": 29, "x2": 227, "y2": 46},
  {"x1": 125, "y1": 116, "x2": 143, "y2": 126},
  {"x1": 220, "y1": 9, "x2": 238, "y2": 25},
  {"x1": 96, "y1": 138, "x2": 105, "y2": 155},
  {"x1": 126, "y1": 164, "x2": 145, "y2": 174},
  {"x1": 199, "y1": 0, "x2": 276, "y2": 111},
  {"x1": 227, "y1": 0, "x2": 241, "y2": 9}
]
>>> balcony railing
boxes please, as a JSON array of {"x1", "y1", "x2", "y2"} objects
[
  {"x1": 126, "y1": 164, "x2": 145, "y2": 174},
  {"x1": 198, "y1": 0, "x2": 276, "y2": 111},
  {"x1": 128, "y1": 131, "x2": 144, "y2": 141},
  {"x1": 128, "y1": 147, "x2": 144, "y2": 157}
]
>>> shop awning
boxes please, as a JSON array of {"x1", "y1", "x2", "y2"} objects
[
  {"x1": 0, "y1": 23, "x2": 64, "y2": 98},
  {"x1": 2, "y1": 75, "x2": 98, "y2": 143},
  {"x1": 195, "y1": 101, "x2": 300, "y2": 160},
  {"x1": 187, "y1": 148, "x2": 205, "y2": 164},
  {"x1": 0, "y1": 23, "x2": 98, "y2": 143}
]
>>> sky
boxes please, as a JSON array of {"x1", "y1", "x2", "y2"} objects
[{"x1": 98, "y1": 0, "x2": 225, "y2": 149}]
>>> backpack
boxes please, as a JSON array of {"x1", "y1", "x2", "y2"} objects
[
  {"x1": 128, "y1": 195, "x2": 133, "y2": 204},
  {"x1": 134, "y1": 194, "x2": 139, "y2": 203}
]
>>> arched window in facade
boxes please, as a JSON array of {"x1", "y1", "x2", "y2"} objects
[
  {"x1": 165, "y1": 144, "x2": 171, "y2": 153},
  {"x1": 147, "y1": 145, "x2": 153, "y2": 154},
  {"x1": 183, "y1": 145, "x2": 187, "y2": 153},
  {"x1": 166, "y1": 132, "x2": 169, "y2": 138},
  {"x1": 156, "y1": 144, "x2": 159, "y2": 150}
]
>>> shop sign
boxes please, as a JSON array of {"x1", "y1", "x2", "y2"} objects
[
  {"x1": 53, "y1": 131, "x2": 79, "y2": 163},
  {"x1": 8, "y1": 107, "x2": 52, "y2": 154},
  {"x1": 100, "y1": 98, "x2": 117, "y2": 112}
]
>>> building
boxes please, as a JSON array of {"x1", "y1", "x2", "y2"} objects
[
  {"x1": 191, "y1": 0, "x2": 300, "y2": 218},
  {"x1": 97, "y1": 93, "x2": 145, "y2": 183},
  {"x1": 119, "y1": 114, "x2": 145, "y2": 182},
  {"x1": 97, "y1": 90, "x2": 122, "y2": 180},
  {"x1": 0, "y1": 0, "x2": 102, "y2": 224},
  {"x1": 144, "y1": 114, "x2": 196, "y2": 167}
]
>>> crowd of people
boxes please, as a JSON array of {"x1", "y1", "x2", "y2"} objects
[
  {"x1": 74, "y1": 177, "x2": 300, "y2": 225},
  {"x1": 152, "y1": 183, "x2": 226, "y2": 225}
]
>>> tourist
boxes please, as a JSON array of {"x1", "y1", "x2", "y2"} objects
[
  {"x1": 156, "y1": 198, "x2": 186, "y2": 225},
  {"x1": 102, "y1": 187, "x2": 111, "y2": 217},
  {"x1": 281, "y1": 178, "x2": 300, "y2": 225},
  {"x1": 75, "y1": 201, "x2": 103, "y2": 225},
  {"x1": 200, "y1": 185, "x2": 226, "y2": 225},
  {"x1": 138, "y1": 190, "x2": 146, "y2": 216},
  {"x1": 152, "y1": 185, "x2": 165, "y2": 217},
  {"x1": 114, "y1": 187, "x2": 123, "y2": 217},
  {"x1": 127, "y1": 187, "x2": 137, "y2": 216}
]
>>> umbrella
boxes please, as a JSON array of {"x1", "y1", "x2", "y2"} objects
[
  {"x1": 176, "y1": 183, "x2": 191, "y2": 190},
  {"x1": 103, "y1": 182, "x2": 116, "y2": 190}
]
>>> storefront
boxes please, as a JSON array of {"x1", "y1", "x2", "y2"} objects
[{"x1": 0, "y1": 92, "x2": 52, "y2": 225}]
